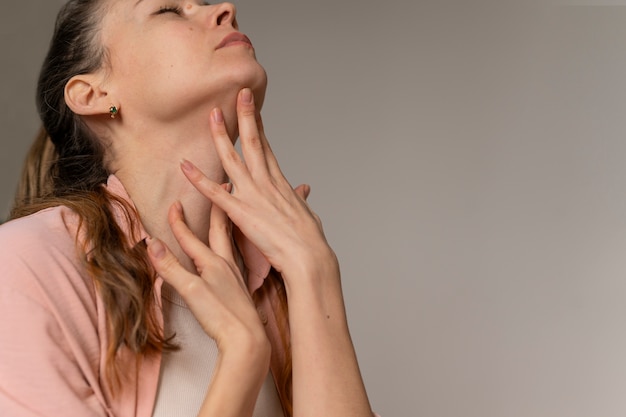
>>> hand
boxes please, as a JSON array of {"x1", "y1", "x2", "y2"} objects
[
  {"x1": 146, "y1": 188, "x2": 269, "y2": 353},
  {"x1": 179, "y1": 88, "x2": 338, "y2": 281},
  {"x1": 174, "y1": 89, "x2": 373, "y2": 417}
]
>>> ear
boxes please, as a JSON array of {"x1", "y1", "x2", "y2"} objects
[{"x1": 64, "y1": 73, "x2": 112, "y2": 117}]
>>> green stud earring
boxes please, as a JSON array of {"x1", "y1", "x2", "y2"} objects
[{"x1": 109, "y1": 106, "x2": 119, "y2": 119}]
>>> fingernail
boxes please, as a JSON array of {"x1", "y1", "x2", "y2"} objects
[
  {"x1": 147, "y1": 237, "x2": 166, "y2": 259},
  {"x1": 180, "y1": 159, "x2": 194, "y2": 174},
  {"x1": 241, "y1": 88, "x2": 253, "y2": 104},
  {"x1": 224, "y1": 183, "x2": 233, "y2": 193},
  {"x1": 212, "y1": 108, "x2": 224, "y2": 123}
]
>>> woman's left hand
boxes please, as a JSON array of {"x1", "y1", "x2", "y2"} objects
[
  {"x1": 180, "y1": 88, "x2": 375, "y2": 417},
  {"x1": 180, "y1": 88, "x2": 337, "y2": 282}
]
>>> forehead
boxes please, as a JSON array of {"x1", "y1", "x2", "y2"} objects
[{"x1": 99, "y1": 0, "x2": 148, "y2": 39}]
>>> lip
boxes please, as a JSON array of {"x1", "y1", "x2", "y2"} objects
[{"x1": 216, "y1": 32, "x2": 253, "y2": 50}]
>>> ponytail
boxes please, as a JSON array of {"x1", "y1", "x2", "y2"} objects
[{"x1": 11, "y1": 126, "x2": 56, "y2": 216}]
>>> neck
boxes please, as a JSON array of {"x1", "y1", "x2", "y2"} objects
[{"x1": 109, "y1": 108, "x2": 236, "y2": 272}]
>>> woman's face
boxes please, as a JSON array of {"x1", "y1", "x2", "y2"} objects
[{"x1": 100, "y1": 0, "x2": 267, "y2": 121}]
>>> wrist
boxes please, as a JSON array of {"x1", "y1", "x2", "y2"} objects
[
  {"x1": 280, "y1": 245, "x2": 340, "y2": 290},
  {"x1": 201, "y1": 331, "x2": 271, "y2": 417},
  {"x1": 219, "y1": 341, "x2": 271, "y2": 384},
  {"x1": 282, "y1": 252, "x2": 351, "y2": 329},
  {"x1": 218, "y1": 327, "x2": 271, "y2": 368}
]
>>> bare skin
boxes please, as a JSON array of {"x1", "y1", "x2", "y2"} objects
[
  {"x1": 65, "y1": 1, "x2": 374, "y2": 415},
  {"x1": 147, "y1": 89, "x2": 373, "y2": 417}
]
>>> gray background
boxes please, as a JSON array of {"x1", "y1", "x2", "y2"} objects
[{"x1": 2, "y1": 1, "x2": 626, "y2": 416}]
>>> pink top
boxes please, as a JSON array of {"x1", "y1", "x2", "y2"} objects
[
  {"x1": 0, "y1": 176, "x2": 379, "y2": 417},
  {"x1": 0, "y1": 176, "x2": 285, "y2": 416}
]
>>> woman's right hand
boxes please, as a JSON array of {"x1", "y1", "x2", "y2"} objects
[
  {"x1": 146, "y1": 195, "x2": 269, "y2": 355},
  {"x1": 146, "y1": 196, "x2": 270, "y2": 417}
]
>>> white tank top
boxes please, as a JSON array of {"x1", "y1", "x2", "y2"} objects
[{"x1": 152, "y1": 282, "x2": 285, "y2": 417}]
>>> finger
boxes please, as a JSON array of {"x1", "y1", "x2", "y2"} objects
[
  {"x1": 208, "y1": 107, "x2": 252, "y2": 188},
  {"x1": 255, "y1": 112, "x2": 287, "y2": 183},
  {"x1": 208, "y1": 183, "x2": 236, "y2": 265},
  {"x1": 208, "y1": 185, "x2": 249, "y2": 294},
  {"x1": 293, "y1": 183, "x2": 322, "y2": 227},
  {"x1": 147, "y1": 236, "x2": 237, "y2": 339},
  {"x1": 255, "y1": 113, "x2": 298, "y2": 199},
  {"x1": 180, "y1": 159, "x2": 245, "y2": 225},
  {"x1": 237, "y1": 88, "x2": 270, "y2": 180},
  {"x1": 167, "y1": 201, "x2": 223, "y2": 276},
  {"x1": 146, "y1": 236, "x2": 200, "y2": 293},
  {"x1": 294, "y1": 183, "x2": 311, "y2": 201}
]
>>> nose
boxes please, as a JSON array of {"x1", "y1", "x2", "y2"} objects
[{"x1": 211, "y1": 2, "x2": 238, "y2": 29}]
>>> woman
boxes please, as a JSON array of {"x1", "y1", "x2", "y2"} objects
[{"x1": 0, "y1": 1, "x2": 376, "y2": 416}]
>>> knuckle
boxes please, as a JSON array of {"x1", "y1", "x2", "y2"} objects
[
  {"x1": 156, "y1": 252, "x2": 179, "y2": 275},
  {"x1": 224, "y1": 149, "x2": 241, "y2": 165},
  {"x1": 204, "y1": 181, "x2": 222, "y2": 195},
  {"x1": 240, "y1": 107, "x2": 256, "y2": 118},
  {"x1": 178, "y1": 278, "x2": 204, "y2": 299},
  {"x1": 246, "y1": 134, "x2": 262, "y2": 149},
  {"x1": 211, "y1": 221, "x2": 231, "y2": 236},
  {"x1": 194, "y1": 179, "x2": 222, "y2": 197}
]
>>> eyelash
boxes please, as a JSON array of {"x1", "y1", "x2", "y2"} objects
[
  {"x1": 156, "y1": 1, "x2": 211, "y2": 15},
  {"x1": 156, "y1": 5, "x2": 183, "y2": 15}
]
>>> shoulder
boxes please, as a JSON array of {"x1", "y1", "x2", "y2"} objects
[
  {"x1": 0, "y1": 205, "x2": 79, "y2": 247},
  {"x1": 0, "y1": 205, "x2": 81, "y2": 254},
  {"x1": 0, "y1": 206, "x2": 81, "y2": 270},
  {"x1": 0, "y1": 207, "x2": 109, "y2": 416},
  {"x1": 0, "y1": 206, "x2": 95, "y2": 307}
]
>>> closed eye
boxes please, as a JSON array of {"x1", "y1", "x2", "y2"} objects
[{"x1": 156, "y1": 5, "x2": 183, "y2": 15}]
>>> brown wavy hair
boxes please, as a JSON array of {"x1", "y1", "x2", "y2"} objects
[{"x1": 10, "y1": 0, "x2": 292, "y2": 411}]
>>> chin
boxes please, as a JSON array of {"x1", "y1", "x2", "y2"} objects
[
  {"x1": 220, "y1": 67, "x2": 268, "y2": 113},
  {"x1": 215, "y1": 64, "x2": 268, "y2": 137},
  {"x1": 234, "y1": 60, "x2": 267, "y2": 105}
]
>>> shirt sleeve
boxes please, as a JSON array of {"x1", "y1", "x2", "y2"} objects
[
  {"x1": 0, "y1": 214, "x2": 110, "y2": 417},
  {"x1": 0, "y1": 285, "x2": 108, "y2": 416}
]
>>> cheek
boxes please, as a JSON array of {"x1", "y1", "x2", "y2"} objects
[
  {"x1": 111, "y1": 47, "x2": 179, "y2": 91},
  {"x1": 112, "y1": 26, "x2": 199, "y2": 75}
]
